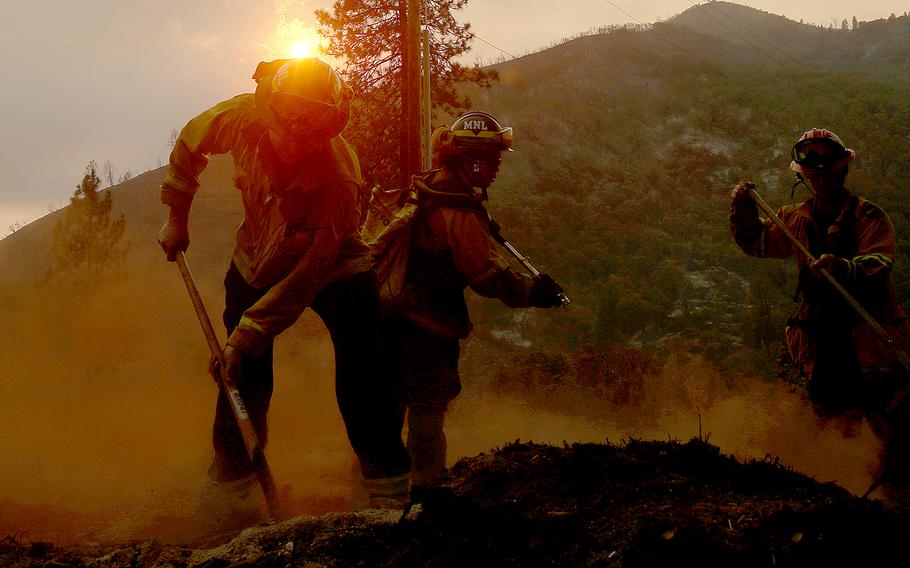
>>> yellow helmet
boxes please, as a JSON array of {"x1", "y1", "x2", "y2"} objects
[
  {"x1": 432, "y1": 111, "x2": 513, "y2": 161},
  {"x1": 253, "y1": 57, "x2": 352, "y2": 139}
]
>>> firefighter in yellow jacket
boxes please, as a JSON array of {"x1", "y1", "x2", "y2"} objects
[
  {"x1": 384, "y1": 112, "x2": 566, "y2": 488},
  {"x1": 157, "y1": 58, "x2": 409, "y2": 506},
  {"x1": 730, "y1": 128, "x2": 910, "y2": 499}
]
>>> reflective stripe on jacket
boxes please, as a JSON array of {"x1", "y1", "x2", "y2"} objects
[
  {"x1": 729, "y1": 190, "x2": 910, "y2": 376},
  {"x1": 398, "y1": 169, "x2": 537, "y2": 339},
  {"x1": 160, "y1": 94, "x2": 369, "y2": 354}
]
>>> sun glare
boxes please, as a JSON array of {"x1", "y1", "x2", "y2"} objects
[
  {"x1": 271, "y1": 17, "x2": 327, "y2": 60},
  {"x1": 291, "y1": 39, "x2": 316, "y2": 58}
]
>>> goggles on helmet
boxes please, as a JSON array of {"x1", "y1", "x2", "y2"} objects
[
  {"x1": 269, "y1": 92, "x2": 340, "y2": 138},
  {"x1": 451, "y1": 126, "x2": 513, "y2": 153},
  {"x1": 791, "y1": 137, "x2": 850, "y2": 169}
]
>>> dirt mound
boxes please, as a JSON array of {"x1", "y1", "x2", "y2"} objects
[{"x1": 3, "y1": 439, "x2": 907, "y2": 567}]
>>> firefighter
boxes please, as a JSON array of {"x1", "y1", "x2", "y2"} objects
[
  {"x1": 157, "y1": 58, "x2": 410, "y2": 512},
  {"x1": 383, "y1": 111, "x2": 565, "y2": 489},
  {"x1": 730, "y1": 127, "x2": 910, "y2": 501}
]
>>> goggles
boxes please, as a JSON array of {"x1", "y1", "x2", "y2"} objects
[
  {"x1": 269, "y1": 92, "x2": 340, "y2": 137},
  {"x1": 452, "y1": 126, "x2": 513, "y2": 152},
  {"x1": 791, "y1": 138, "x2": 849, "y2": 169}
]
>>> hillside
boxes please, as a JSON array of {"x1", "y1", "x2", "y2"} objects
[
  {"x1": 2, "y1": 1, "x2": 910, "y2": 559},
  {"x1": 0, "y1": 156, "x2": 240, "y2": 289},
  {"x1": 3, "y1": 439, "x2": 908, "y2": 567},
  {"x1": 671, "y1": 2, "x2": 910, "y2": 80}
]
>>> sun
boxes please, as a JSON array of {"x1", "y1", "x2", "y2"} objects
[
  {"x1": 273, "y1": 21, "x2": 326, "y2": 59},
  {"x1": 290, "y1": 39, "x2": 317, "y2": 58}
]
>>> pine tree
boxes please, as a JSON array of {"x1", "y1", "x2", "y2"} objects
[
  {"x1": 51, "y1": 160, "x2": 128, "y2": 279},
  {"x1": 316, "y1": 0, "x2": 496, "y2": 188}
]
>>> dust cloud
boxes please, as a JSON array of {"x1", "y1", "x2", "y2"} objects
[
  {"x1": 446, "y1": 351, "x2": 881, "y2": 497},
  {"x1": 0, "y1": 264, "x2": 884, "y2": 544},
  {"x1": 0, "y1": 262, "x2": 358, "y2": 544}
]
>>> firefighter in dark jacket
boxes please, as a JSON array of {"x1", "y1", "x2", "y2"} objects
[
  {"x1": 730, "y1": 127, "x2": 910, "y2": 500},
  {"x1": 157, "y1": 58, "x2": 410, "y2": 509},
  {"x1": 384, "y1": 111, "x2": 565, "y2": 487}
]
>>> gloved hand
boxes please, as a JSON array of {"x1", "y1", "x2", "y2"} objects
[
  {"x1": 730, "y1": 180, "x2": 757, "y2": 212},
  {"x1": 157, "y1": 208, "x2": 190, "y2": 262},
  {"x1": 810, "y1": 253, "x2": 848, "y2": 279},
  {"x1": 529, "y1": 274, "x2": 565, "y2": 308},
  {"x1": 221, "y1": 343, "x2": 243, "y2": 386},
  {"x1": 209, "y1": 354, "x2": 222, "y2": 384}
]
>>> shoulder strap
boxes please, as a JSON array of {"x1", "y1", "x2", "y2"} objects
[
  {"x1": 411, "y1": 173, "x2": 484, "y2": 211},
  {"x1": 410, "y1": 174, "x2": 505, "y2": 242}
]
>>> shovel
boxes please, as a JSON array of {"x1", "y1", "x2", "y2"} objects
[{"x1": 175, "y1": 251, "x2": 281, "y2": 520}]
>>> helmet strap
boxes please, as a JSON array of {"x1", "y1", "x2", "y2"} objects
[
  {"x1": 254, "y1": 70, "x2": 278, "y2": 129},
  {"x1": 791, "y1": 172, "x2": 814, "y2": 198}
]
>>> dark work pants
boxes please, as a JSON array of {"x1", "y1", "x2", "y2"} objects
[
  {"x1": 209, "y1": 263, "x2": 410, "y2": 482},
  {"x1": 385, "y1": 315, "x2": 461, "y2": 485}
]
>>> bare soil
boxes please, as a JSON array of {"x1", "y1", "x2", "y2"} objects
[{"x1": 2, "y1": 439, "x2": 907, "y2": 567}]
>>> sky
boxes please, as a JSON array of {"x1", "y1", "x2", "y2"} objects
[{"x1": 1, "y1": 1, "x2": 906, "y2": 236}]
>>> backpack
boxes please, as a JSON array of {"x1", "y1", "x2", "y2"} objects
[
  {"x1": 361, "y1": 179, "x2": 422, "y2": 308},
  {"x1": 362, "y1": 171, "x2": 494, "y2": 308}
]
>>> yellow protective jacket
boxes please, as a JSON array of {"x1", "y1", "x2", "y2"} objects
[
  {"x1": 730, "y1": 190, "x2": 910, "y2": 377},
  {"x1": 160, "y1": 94, "x2": 369, "y2": 355},
  {"x1": 397, "y1": 169, "x2": 538, "y2": 339}
]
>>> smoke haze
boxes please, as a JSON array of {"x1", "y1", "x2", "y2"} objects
[{"x1": 0, "y1": 263, "x2": 880, "y2": 544}]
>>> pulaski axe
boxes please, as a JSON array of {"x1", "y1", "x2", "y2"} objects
[
  {"x1": 175, "y1": 251, "x2": 281, "y2": 520},
  {"x1": 745, "y1": 185, "x2": 910, "y2": 377},
  {"x1": 484, "y1": 212, "x2": 571, "y2": 306},
  {"x1": 746, "y1": 186, "x2": 910, "y2": 499}
]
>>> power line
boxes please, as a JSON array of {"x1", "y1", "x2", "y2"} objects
[
  {"x1": 688, "y1": 0, "x2": 899, "y2": 135},
  {"x1": 691, "y1": 1, "x2": 876, "y2": 109},
  {"x1": 680, "y1": 0, "x2": 832, "y2": 99}
]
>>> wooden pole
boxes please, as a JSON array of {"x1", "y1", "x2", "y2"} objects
[
  {"x1": 421, "y1": 27, "x2": 432, "y2": 171},
  {"x1": 404, "y1": 0, "x2": 422, "y2": 181}
]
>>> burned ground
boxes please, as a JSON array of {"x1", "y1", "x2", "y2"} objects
[{"x1": 2, "y1": 438, "x2": 907, "y2": 567}]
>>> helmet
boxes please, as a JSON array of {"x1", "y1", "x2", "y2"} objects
[
  {"x1": 432, "y1": 111, "x2": 513, "y2": 161},
  {"x1": 253, "y1": 57, "x2": 352, "y2": 139},
  {"x1": 789, "y1": 128, "x2": 855, "y2": 175}
]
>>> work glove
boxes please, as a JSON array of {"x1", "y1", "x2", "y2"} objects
[
  {"x1": 528, "y1": 273, "x2": 565, "y2": 308},
  {"x1": 221, "y1": 343, "x2": 243, "y2": 386},
  {"x1": 730, "y1": 180, "x2": 758, "y2": 216},
  {"x1": 810, "y1": 253, "x2": 849, "y2": 280},
  {"x1": 157, "y1": 208, "x2": 190, "y2": 262},
  {"x1": 209, "y1": 355, "x2": 223, "y2": 384}
]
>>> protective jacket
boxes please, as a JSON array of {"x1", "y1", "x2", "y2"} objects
[
  {"x1": 160, "y1": 94, "x2": 369, "y2": 355},
  {"x1": 396, "y1": 169, "x2": 538, "y2": 339},
  {"x1": 730, "y1": 189, "x2": 910, "y2": 378}
]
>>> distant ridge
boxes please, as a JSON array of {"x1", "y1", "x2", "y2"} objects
[
  {"x1": 671, "y1": 1, "x2": 910, "y2": 79},
  {"x1": 0, "y1": 156, "x2": 241, "y2": 288}
]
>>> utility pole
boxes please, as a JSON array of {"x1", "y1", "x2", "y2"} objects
[
  {"x1": 402, "y1": 0, "x2": 421, "y2": 185},
  {"x1": 421, "y1": 27, "x2": 432, "y2": 170}
]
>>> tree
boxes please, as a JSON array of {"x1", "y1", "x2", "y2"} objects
[
  {"x1": 852, "y1": 16, "x2": 858, "y2": 30},
  {"x1": 6, "y1": 220, "x2": 24, "y2": 237},
  {"x1": 51, "y1": 160, "x2": 128, "y2": 278},
  {"x1": 167, "y1": 128, "x2": 179, "y2": 149},
  {"x1": 316, "y1": 0, "x2": 496, "y2": 188},
  {"x1": 102, "y1": 158, "x2": 116, "y2": 188},
  {"x1": 840, "y1": 19, "x2": 848, "y2": 31}
]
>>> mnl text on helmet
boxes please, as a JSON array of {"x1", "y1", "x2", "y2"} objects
[{"x1": 432, "y1": 111, "x2": 513, "y2": 161}]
